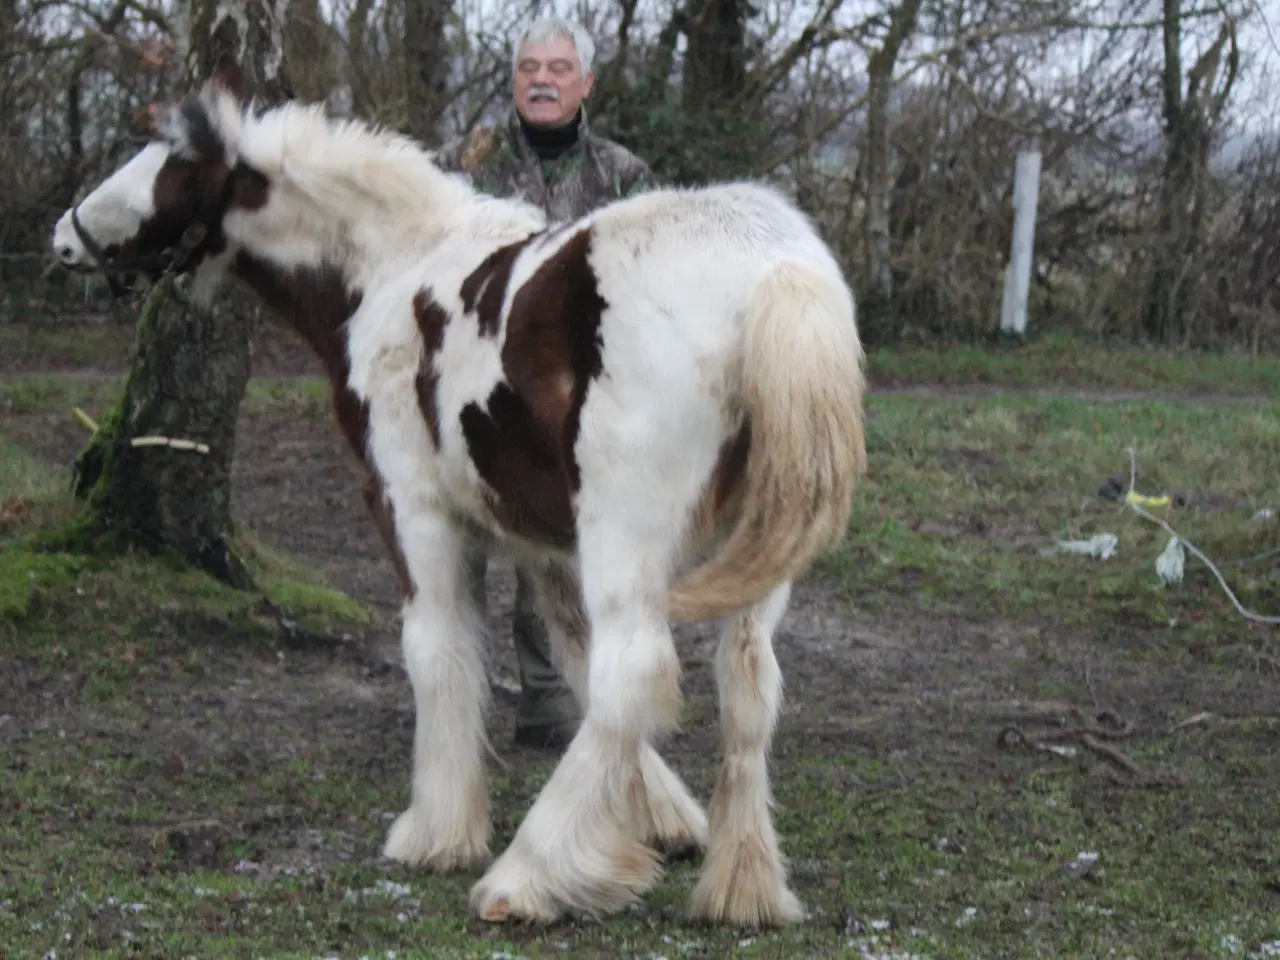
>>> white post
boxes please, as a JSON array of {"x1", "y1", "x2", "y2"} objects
[{"x1": 999, "y1": 149, "x2": 1042, "y2": 339}]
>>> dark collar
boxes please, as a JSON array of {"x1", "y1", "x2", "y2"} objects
[{"x1": 517, "y1": 107, "x2": 585, "y2": 161}]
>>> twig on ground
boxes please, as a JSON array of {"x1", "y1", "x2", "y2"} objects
[
  {"x1": 996, "y1": 709, "x2": 1187, "y2": 788},
  {"x1": 1125, "y1": 446, "x2": 1280, "y2": 626}
]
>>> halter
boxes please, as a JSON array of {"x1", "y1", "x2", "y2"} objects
[{"x1": 69, "y1": 204, "x2": 211, "y2": 300}]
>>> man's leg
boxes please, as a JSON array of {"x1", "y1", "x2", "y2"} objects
[
  {"x1": 463, "y1": 542, "x2": 488, "y2": 612},
  {"x1": 511, "y1": 569, "x2": 580, "y2": 749}
]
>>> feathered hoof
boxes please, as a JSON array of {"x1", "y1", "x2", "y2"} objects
[
  {"x1": 688, "y1": 838, "x2": 805, "y2": 928},
  {"x1": 382, "y1": 806, "x2": 491, "y2": 873},
  {"x1": 470, "y1": 832, "x2": 662, "y2": 924}
]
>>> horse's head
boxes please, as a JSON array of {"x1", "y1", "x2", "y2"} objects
[{"x1": 50, "y1": 56, "x2": 255, "y2": 298}]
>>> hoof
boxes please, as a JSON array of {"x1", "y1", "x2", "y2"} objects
[
  {"x1": 469, "y1": 834, "x2": 661, "y2": 924},
  {"x1": 689, "y1": 839, "x2": 805, "y2": 928},
  {"x1": 382, "y1": 807, "x2": 491, "y2": 872}
]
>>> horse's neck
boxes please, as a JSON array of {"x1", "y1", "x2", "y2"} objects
[{"x1": 230, "y1": 251, "x2": 359, "y2": 385}]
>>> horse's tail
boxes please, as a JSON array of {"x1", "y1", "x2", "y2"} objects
[{"x1": 667, "y1": 259, "x2": 867, "y2": 622}]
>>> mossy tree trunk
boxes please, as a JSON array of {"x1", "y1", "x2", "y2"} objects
[
  {"x1": 72, "y1": 276, "x2": 255, "y2": 585},
  {"x1": 70, "y1": 0, "x2": 293, "y2": 588}
]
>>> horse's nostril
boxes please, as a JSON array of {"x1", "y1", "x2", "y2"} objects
[{"x1": 58, "y1": 246, "x2": 77, "y2": 263}]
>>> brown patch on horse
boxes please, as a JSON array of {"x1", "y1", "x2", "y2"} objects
[
  {"x1": 117, "y1": 156, "x2": 224, "y2": 267},
  {"x1": 459, "y1": 235, "x2": 537, "y2": 336},
  {"x1": 227, "y1": 161, "x2": 271, "y2": 211},
  {"x1": 122, "y1": 134, "x2": 268, "y2": 272},
  {"x1": 413, "y1": 288, "x2": 450, "y2": 447},
  {"x1": 231, "y1": 255, "x2": 368, "y2": 455},
  {"x1": 460, "y1": 384, "x2": 575, "y2": 546},
  {"x1": 362, "y1": 475, "x2": 415, "y2": 600},
  {"x1": 232, "y1": 254, "x2": 416, "y2": 601},
  {"x1": 459, "y1": 227, "x2": 608, "y2": 547}
]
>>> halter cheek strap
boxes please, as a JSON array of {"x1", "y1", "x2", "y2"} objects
[{"x1": 69, "y1": 204, "x2": 212, "y2": 301}]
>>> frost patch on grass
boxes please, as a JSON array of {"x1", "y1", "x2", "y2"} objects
[
  {"x1": 374, "y1": 879, "x2": 413, "y2": 899},
  {"x1": 846, "y1": 934, "x2": 932, "y2": 960}
]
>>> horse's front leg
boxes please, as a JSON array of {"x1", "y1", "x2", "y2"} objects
[
  {"x1": 382, "y1": 507, "x2": 492, "y2": 872},
  {"x1": 522, "y1": 557, "x2": 708, "y2": 859}
]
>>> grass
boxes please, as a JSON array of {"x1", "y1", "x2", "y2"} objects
[
  {"x1": 868, "y1": 331, "x2": 1280, "y2": 394},
  {"x1": 2, "y1": 342, "x2": 1279, "y2": 958},
  {"x1": 2, "y1": 705, "x2": 1277, "y2": 958},
  {"x1": 820, "y1": 392, "x2": 1280, "y2": 649}
]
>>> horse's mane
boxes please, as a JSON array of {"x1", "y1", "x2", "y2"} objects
[{"x1": 205, "y1": 86, "x2": 482, "y2": 231}]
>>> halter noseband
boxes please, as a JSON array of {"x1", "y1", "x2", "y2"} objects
[{"x1": 69, "y1": 204, "x2": 210, "y2": 300}]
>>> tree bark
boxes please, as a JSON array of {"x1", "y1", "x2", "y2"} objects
[
  {"x1": 72, "y1": 276, "x2": 254, "y2": 586},
  {"x1": 683, "y1": 0, "x2": 746, "y2": 108},
  {"x1": 862, "y1": 0, "x2": 922, "y2": 338},
  {"x1": 284, "y1": 0, "x2": 336, "y2": 103},
  {"x1": 402, "y1": 0, "x2": 449, "y2": 144},
  {"x1": 69, "y1": 0, "x2": 293, "y2": 588}
]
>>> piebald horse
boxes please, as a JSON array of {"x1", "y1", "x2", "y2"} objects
[{"x1": 52, "y1": 57, "x2": 867, "y2": 928}]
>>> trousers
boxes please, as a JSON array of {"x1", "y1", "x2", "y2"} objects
[{"x1": 463, "y1": 545, "x2": 579, "y2": 730}]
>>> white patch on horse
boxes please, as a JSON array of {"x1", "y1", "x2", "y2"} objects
[{"x1": 51, "y1": 142, "x2": 169, "y2": 260}]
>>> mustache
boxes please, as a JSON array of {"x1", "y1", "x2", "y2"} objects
[{"x1": 527, "y1": 84, "x2": 560, "y2": 102}]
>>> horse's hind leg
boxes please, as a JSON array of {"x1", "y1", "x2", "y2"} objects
[
  {"x1": 522, "y1": 557, "x2": 708, "y2": 858},
  {"x1": 382, "y1": 511, "x2": 492, "y2": 872},
  {"x1": 690, "y1": 582, "x2": 804, "y2": 927}
]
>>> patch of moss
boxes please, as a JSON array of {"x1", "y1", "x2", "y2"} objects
[
  {"x1": 259, "y1": 575, "x2": 374, "y2": 632},
  {"x1": 234, "y1": 532, "x2": 377, "y2": 631},
  {"x1": 0, "y1": 550, "x2": 92, "y2": 620},
  {"x1": 3, "y1": 503, "x2": 377, "y2": 654}
]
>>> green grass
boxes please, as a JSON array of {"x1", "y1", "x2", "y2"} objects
[
  {"x1": 866, "y1": 332, "x2": 1280, "y2": 394},
  {"x1": 2, "y1": 712, "x2": 1277, "y2": 958},
  {"x1": 820, "y1": 392, "x2": 1280, "y2": 649}
]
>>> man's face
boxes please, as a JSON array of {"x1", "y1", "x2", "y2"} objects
[{"x1": 514, "y1": 33, "x2": 593, "y2": 128}]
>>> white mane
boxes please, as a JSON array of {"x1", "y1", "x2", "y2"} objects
[{"x1": 199, "y1": 86, "x2": 545, "y2": 279}]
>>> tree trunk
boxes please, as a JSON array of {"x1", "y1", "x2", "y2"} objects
[
  {"x1": 69, "y1": 0, "x2": 293, "y2": 588},
  {"x1": 284, "y1": 0, "x2": 336, "y2": 103},
  {"x1": 862, "y1": 0, "x2": 922, "y2": 338},
  {"x1": 683, "y1": 0, "x2": 746, "y2": 107},
  {"x1": 72, "y1": 276, "x2": 254, "y2": 586},
  {"x1": 403, "y1": 0, "x2": 449, "y2": 144},
  {"x1": 1142, "y1": 4, "x2": 1237, "y2": 344}
]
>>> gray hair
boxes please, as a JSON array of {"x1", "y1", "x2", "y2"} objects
[{"x1": 512, "y1": 15, "x2": 596, "y2": 75}]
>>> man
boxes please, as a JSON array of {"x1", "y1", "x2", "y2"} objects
[{"x1": 433, "y1": 15, "x2": 659, "y2": 750}]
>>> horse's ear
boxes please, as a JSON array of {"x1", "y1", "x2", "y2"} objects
[{"x1": 210, "y1": 54, "x2": 248, "y2": 103}]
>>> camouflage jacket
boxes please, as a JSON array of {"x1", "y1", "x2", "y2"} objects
[{"x1": 434, "y1": 107, "x2": 658, "y2": 222}]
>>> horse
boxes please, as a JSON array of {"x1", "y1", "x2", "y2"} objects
[{"x1": 51, "y1": 56, "x2": 868, "y2": 928}]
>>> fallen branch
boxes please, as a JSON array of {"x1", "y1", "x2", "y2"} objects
[{"x1": 997, "y1": 710, "x2": 1187, "y2": 789}]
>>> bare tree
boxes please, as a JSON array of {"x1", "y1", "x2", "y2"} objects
[
  {"x1": 862, "y1": 0, "x2": 924, "y2": 332},
  {"x1": 1142, "y1": 2, "x2": 1239, "y2": 343}
]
